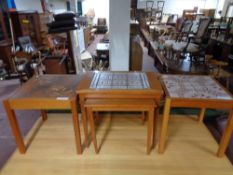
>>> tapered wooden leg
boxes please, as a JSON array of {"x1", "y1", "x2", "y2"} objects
[
  {"x1": 217, "y1": 110, "x2": 233, "y2": 157},
  {"x1": 198, "y1": 108, "x2": 206, "y2": 123},
  {"x1": 158, "y1": 97, "x2": 171, "y2": 154},
  {"x1": 141, "y1": 111, "x2": 146, "y2": 124},
  {"x1": 40, "y1": 110, "x2": 47, "y2": 121},
  {"x1": 95, "y1": 112, "x2": 100, "y2": 124},
  {"x1": 70, "y1": 99, "x2": 82, "y2": 154},
  {"x1": 147, "y1": 108, "x2": 154, "y2": 154},
  {"x1": 87, "y1": 108, "x2": 98, "y2": 154},
  {"x1": 3, "y1": 100, "x2": 26, "y2": 154},
  {"x1": 152, "y1": 106, "x2": 159, "y2": 148},
  {"x1": 80, "y1": 99, "x2": 89, "y2": 146}
]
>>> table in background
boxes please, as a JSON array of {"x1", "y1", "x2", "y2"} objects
[
  {"x1": 76, "y1": 71, "x2": 164, "y2": 146},
  {"x1": 3, "y1": 75, "x2": 84, "y2": 154},
  {"x1": 159, "y1": 75, "x2": 233, "y2": 157}
]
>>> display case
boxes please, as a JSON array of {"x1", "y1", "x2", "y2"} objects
[{"x1": 10, "y1": 11, "x2": 42, "y2": 47}]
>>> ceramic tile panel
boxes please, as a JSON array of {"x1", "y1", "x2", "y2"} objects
[
  {"x1": 90, "y1": 72, "x2": 150, "y2": 89},
  {"x1": 162, "y1": 75, "x2": 232, "y2": 100}
]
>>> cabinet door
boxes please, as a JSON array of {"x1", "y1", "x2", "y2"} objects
[
  {"x1": 0, "y1": 13, "x2": 8, "y2": 41},
  {"x1": 18, "y1": 14, "x2": 30, "y2": 35}
]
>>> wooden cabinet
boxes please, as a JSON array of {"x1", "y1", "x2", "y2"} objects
[
  {"x1": 10, "y1": 11, "x2": 42, "y2": 47},
  {"x1": 0, "y1": 40, "x2": 13, "y2": 71},
  {"x1": 84, "y1": 27, "x2": 91, "y2": 48},
  {"x1": 130, "y1": 36, "x2": 143, "y2": 70},
  {"x1": 131, "y1": 0, "x2": 138, "y2": 8}
]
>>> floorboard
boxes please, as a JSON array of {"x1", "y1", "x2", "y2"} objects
[{"x1": 1, "y1": 113, "x2": 232, "y2": 175}]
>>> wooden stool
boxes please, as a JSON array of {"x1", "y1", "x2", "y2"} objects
[{"x1": 84, "y1": 99, "x2": 157, "y2": 154}]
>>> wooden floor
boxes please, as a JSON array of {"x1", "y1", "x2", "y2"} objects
[{"x1": 1, "y1": 113, "x2": 233, "y2": 175}]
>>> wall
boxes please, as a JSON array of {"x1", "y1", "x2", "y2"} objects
[
  {"x1": 137, "y1": 0, "x2": 223, "y2": 17},
  {"x1": 109, "y1": 0, "x2": 130, "y2": 71},
  {"x1": 14, "y1": 0, "x2": 43, "y2": 12},
  {"x1": 82, "y1": 0, "x2": 109, "y2": 26},
  {"x1": 48, "y1": 0, "x2": 67, "y2": 14},
  {"x1": 222, "y1": 0, "x2": 233, "y2": 16}
]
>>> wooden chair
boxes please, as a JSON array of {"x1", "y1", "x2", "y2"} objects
[
  {"x1": 163, "y1": 19, "x2": 193, "y2": 59},
  {"x1": 96, "y1": 18, "x2": 108, "y2": 33},
  {"x1": 46, "y1": 34, "x2": 67, "y2": 56},
  {"x1": 171, "y1": 17, "x2": 211, "y2": 61},
  {"x1": 84, "y1": 99, "x2": 157, "y2": 154}
]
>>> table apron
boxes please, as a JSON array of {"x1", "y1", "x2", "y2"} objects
[
  {"x1": 9, "y1": 99, "x2": 71, "y2": 110},
  {"x1": 170, "y1": 99, "x2": 233, "y2": 109}
]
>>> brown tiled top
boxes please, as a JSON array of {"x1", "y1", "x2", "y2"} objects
[{"x1": 161, "y1": 75, "x2": 232, "y2": 100}]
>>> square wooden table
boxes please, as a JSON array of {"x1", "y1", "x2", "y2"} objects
[
  {"x1": 159, "y1": 75, "x2": 233, "y2": 157},
  {"x1": 76, "y1": 71, "x2": 164, "y2": 148},
  {"x1": 3, "y1": 75, "x2": 84, "y2": 154}
]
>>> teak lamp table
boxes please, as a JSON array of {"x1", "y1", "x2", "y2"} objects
[
  {"x1": 159, "y1": 75, "x2": 233, "y2": 157},
  {"x1": 76, "y1": 71, "x2": 164, "y2": 154},
  {"x1": 3, "y1": 75, "x2": 84, "y2": 154}
]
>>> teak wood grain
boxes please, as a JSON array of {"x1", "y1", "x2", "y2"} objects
[
  {"x1": 3, "y1": 75, "x2": 85, "y2": 154},
  {"x1": 84, "y1": 99, "x2": 156, "y2": 154},
  {"x1": 76, "y1": 71, "x2": 164, "y2": 146}
]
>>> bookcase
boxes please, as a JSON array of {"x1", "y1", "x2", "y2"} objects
[{"x1": 10, "y1": 11, "x2": 42, "y2": 47}]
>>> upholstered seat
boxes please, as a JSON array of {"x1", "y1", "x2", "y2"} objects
[{"x1": 172, "y1": 41, "x2": 199, "y2": 53}]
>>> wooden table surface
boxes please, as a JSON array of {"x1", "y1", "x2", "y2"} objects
[
  {"x1": 159, "y1": 74, "x2": 233, "y2": 157},
  {"x1": 10, "y1": 74, "x2": 81, "y2": 100}
]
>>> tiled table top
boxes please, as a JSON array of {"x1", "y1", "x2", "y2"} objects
[
  {"x1": 90, "y1": 72, "x2": 150, "y2": 89},
  {"x1": 161, "y1": 75, "x2": 232, "y2": 100}
]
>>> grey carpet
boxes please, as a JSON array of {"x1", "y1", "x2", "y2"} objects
[{"x1": 0, "y1": 79, "x2": 39, "y2": 170}]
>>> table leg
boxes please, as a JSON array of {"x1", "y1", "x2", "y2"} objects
[
  {"x1": 217, "y1": 110, "x2": 233, "y2": 157},
  {"x1": 94, "y1": 112, "x2": 100, "y2": 124},
  {"x1": 80, "y1": 97, "x2": 89, "y2": 146},
  {"x1": 198, "y1": 108, "x2": 206, "y2": 123},
  {"x1": 141, "y1": 111, "x2": 146, "y2": 124},
  {"x1": 152, "y1": 106, "x2": 160, "y2": 149},
  {"x1": 40, "y1": 110, "x2": 47, "y2": 121},
  {"x1": 70, "y1": 99, "x2": 82, "y2": 154},
  {"x1": 87, "y1": 108, "x2": 98, "y2": 153},
  {"x1": 147, "y1": 107, "x2": 154, "y2": 154},
  {"x1": 158, "y1": 97, "x2": 171, "y2": 154},
  {"x1": 3, "y1": 100, "x2": 26, "y2": 153}
]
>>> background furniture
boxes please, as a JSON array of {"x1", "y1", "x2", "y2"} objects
[
  {"x1": 96, "y1": 42, "x2": 109, "y2": 67},
  {"x1": 43, "y1": 55, "x2": 68, "y2": 74},
  {"x1": 0, "y1": 40, "x2": 13, "y2": 72},
  {"x1": 159, "y1": 75, "x2": 233, "y2": 158},
  {"x1": 130, "y1": 35, "x2": 143, "y2": 70},
  {"x1": 96, "y1": 18, "x2": 107, "y2": 33},
  {"x1": 84, "y1": 27, "x2": 92, "y2": 48},
  {"x1": 3, "y1": 75, "x2": 84, "y2": 154},
  {"x1": 10, "y1": 11, "x2": 42, "y2": 47}
]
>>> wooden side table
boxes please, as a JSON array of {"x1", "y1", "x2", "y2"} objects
[
  {"x1": 3, "y1": 75, "x2": 85, "y2": 154},
  {"x1": 159, "y1": 75, "x2": 233, "y2": 157},
  {"x1": 76, "y1": 71, "x2": 164, "y2": 149}
]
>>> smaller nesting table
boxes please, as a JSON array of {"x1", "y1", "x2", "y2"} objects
[{"x1": 159, "y1": 75, "x2": 233, "y2": 157}]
